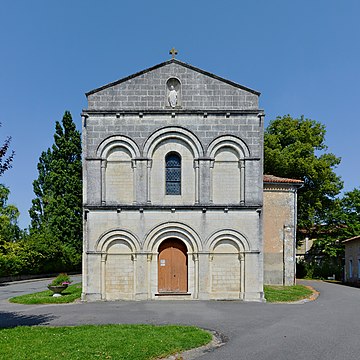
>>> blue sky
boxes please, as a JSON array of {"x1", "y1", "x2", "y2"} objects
[{"x1": 1, "y1": 0, "x2": 359, "y2": 228}]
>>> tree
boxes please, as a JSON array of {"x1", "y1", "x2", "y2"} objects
[
  {"x1": 340, "y1": 188, "x2": 360, "y2": 238},
  {"x1": 264, "y1": 115, "x2": 343, "y2": 238},
  {"x1": 29, "y1": 111, "x2": 82, "y2": 267},
  {"x1": 0, "y1": 185, "x2": 25, "y2": 277},
  {"x1": 0, "y1": 123, "x2": 14, "y2": 176},
  {"x1": 298, "y1": 188, "x2": 360, "y2": 279},
  {"x1": 0, "y1": 184, "x2": 21, "y2": 247}
]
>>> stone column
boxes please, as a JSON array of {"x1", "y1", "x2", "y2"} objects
[
  {"x1": 132, "y1": 254, "x2": 137, "y2": 297},
  {"x1": 101, "y1": 253, "x2": 107, "y2": 300},
  {"x1": 193, "y1": 253, "x2": 199, "y2": 298},
  {"x1": 101, "y1": 160, "x2": 107, "y2": 205},
  {"x1": 240, "y1": 159, "x2": 245, "y2": 205},
  {"x1": 240, "y1": 253, "x2": 245, "y2": 300},
  {"x1": 131, "y1": 160, "x2": 137, "y2": 204},
  {"x1": 208, "y1": 254, "x2": 213, "y2": 294},
  {"x1": 209, "y1": 160, "x2": 215, "y2": 203},
  {"x1": 147, "y1": 160, "x2": 152, "y2": 204},
  {"x1": 194, "y1": 160, "x2": 199, "y2": 204},
  {"x1": 147, "y1": 254, "x2": 152, "y2": 299}
]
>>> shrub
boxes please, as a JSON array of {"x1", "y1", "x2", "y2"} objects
[
  {"x1": 297, "y1": 258, "x2": 343, "y2": 280},
  {"x1": 49, "y1": 273, "x2": 72, "y2": 286}
]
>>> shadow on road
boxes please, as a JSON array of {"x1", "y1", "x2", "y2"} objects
[
  {"x1": 0, "y1": 311, "x2": 56, "y2": 328},
  {"x1": 323, "y1": 280, "x2": 360, "y2": 289}
]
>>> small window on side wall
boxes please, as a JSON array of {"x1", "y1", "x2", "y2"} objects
[{"x1": 165, "y1": 153, "x2": 181, "y2": 195}]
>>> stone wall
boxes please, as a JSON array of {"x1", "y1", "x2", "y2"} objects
[
  {"x1": 263, "y1": 178, "x2": 302, "y2": 286},
  {"x1": 87, "y1": 60, "x2": 259, "y2": 111},
  {"x1": 344, "y1": 236, "x2": 360, "y2": 284},
  {"x1": 82, "y1": 59, "x2": 265, "y2": 301}
]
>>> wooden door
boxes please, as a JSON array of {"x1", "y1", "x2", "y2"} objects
[{"x1": 158, "y1": 239, "x2": 187, "y2": 293}]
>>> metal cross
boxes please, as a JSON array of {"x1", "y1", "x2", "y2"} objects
[{"x1": 169, "y1": 47, "x2": 178, "y2": 59}]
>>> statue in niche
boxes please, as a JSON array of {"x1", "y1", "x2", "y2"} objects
[
  {"x1": 168, "y1": 85, "x2": 177, "y2": 108},
  {"x1": 166, "y1": 78, "x2": 181, "y2": 108}
]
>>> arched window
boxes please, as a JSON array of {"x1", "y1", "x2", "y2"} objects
[{"x1": 165, "y1": 153, "x2": 181, "y2": 195}]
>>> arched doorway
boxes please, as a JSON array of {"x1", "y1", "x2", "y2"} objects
[{"x1": 158, "y1": 239, "x2": 188, "y2": 293}]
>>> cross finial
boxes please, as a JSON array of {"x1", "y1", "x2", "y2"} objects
[{"x1": 169, "y1": 47, "x2": 178, "y2": 59}]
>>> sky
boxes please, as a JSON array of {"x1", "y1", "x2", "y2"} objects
[{"x1": 0, "y1": 0, "x2": 359, "y2": 229}]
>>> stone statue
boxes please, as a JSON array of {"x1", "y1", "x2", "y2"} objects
[{"x1": 168, "y1": 85, "x2": 177, "y2": 108}]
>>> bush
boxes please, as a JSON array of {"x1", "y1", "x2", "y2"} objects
[
  {"x1": 0, "y1": 231, "x2": 81, "y2": 278},
  {"x1": 49, "y1": 273, "x2": 72, "y2": 286},
  {"x1": 297, "y1": 258, "x2": 343, "y2": 280},
  {"x1": 0, "y1": 252, "x2": 23, "y2": 277}
]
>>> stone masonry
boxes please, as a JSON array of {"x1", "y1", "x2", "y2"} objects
[{"x1": 82, "y1": 58, "x2": 297, "y2": 302}]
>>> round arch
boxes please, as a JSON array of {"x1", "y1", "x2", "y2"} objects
[
  {"x1": 206, "y1": 135, "x2": 250, "y2": 159},
  {"x1": 143, "y1": 127, "x2": 204, "y2": 159},
  {"x1": 96, "y1": 135, "x2": 141, "y2": 159},
  {"x1": 96, "y1": 229, "x2": 141, "y2": 253},
  {"x1": 205, "y1": 229, "x2": 250, "y2": 252},
  {"x1": 143, "y1": 222, "x2": 202, "y2": 254}
]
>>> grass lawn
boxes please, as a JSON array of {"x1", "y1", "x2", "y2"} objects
[
  {"x1": 264, "y1": 284, "x2": 314, "y2": 302},
  {"x1": 0, "y1": 324, "x2": 212, "y2": 360},
  {"x1": 9, "y1": 283, "x2": 82, "y2": 304}
]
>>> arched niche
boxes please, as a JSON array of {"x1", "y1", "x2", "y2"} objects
[
  {"x1": 96, "y1": 229, "x2": 140, "y2": 301},
  {"x1": 166, "y1": 77, "x2": 181, "y2": 108},
  {"x1": 207, "y1": 136, "x2": 249, "y2": 205},
  {"x1": 96, "y1": 136, "x2": 140, "y2": 205}
]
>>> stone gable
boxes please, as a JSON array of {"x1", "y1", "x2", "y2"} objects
[{"x1": 86, "y1": 59, "x2": 259, "y2": 111}]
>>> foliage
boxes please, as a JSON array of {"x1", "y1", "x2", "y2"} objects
[
  {"x1": 0, "y1": 123, "x2": 14, "y2": 176},
  {"x1": 264, "y1": 284, "x2": 313, "y2": 302},
  {"x1": 339, "y1": 188, "x2": 360, "y2": 238},
  {"x1": 49, "y1": 273, "x2": 72, "y2": 286},
  {"x1": 302, "y1": 188, "x2": 360, "y2": 276},
  {"x1": 264, "y1": 115, "x2": 343, "y2": 238},
  {"x1": 29, "y1": 111, "x2": 82, "y2": 270},
  {"x1": 0, "y1": 184, "x2": 21, "y2": 248},
  {"x1": 0, "y1": 325, "x2": 211, "y2": 360},
  {"x1": 9, "y1": 283, "x2": 81, "y2": 304},
  {"x1": 0, "y1": 230, "x2": 81, "y2": 277},
  {"x1": 0, "y1": 185, "x2": 24, "y2": 277},
  {"x1": 296, "y1": 258, "x2": 343, "y2": 280},
  {"x1": 0, "y1": 242, "x2": 24, "y2": 277}
]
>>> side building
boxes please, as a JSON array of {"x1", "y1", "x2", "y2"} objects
[
  {"x1": 263, "y1": 175, "x2": 303, "y2": 286},
  {"x1": 344, "y1": 235, "x2": 360, "y2": 285}
]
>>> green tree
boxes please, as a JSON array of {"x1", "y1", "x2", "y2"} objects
[
  {"x1": 264, "y1": 115, "x2": 343, "y2": 238},
  {"x1": 0, "y1": 184, "x2": 21, "y2": 247},
  {"x1": 29, "y1": 111, "x2": 82, "y2": 268},
  {"x1": 0, "y1": 185, "x2": 25, "y2": 277},
  {"x1": 0, "y1": 123, "x2": 14, "y2": 176},
  {"x1": 340, "y1": 188, "x2": 360, "y2": 238},
  {"x1": 300, "y1": 188, "x2": 360, "y2": 279}
]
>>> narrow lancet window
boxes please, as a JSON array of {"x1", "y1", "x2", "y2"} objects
[{"x1": 165, "y1": 153, "x2": 181, "y2": 195}]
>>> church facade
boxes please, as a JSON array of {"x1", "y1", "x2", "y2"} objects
[{"x1": 82, "y1": 58, "x2": 298, "y2": 301}]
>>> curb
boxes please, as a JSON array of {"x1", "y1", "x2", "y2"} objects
[
  {"x1": 162, "y1": 330, "x2": 227, "y2": 360},
  {"x1": 299, "y1": 285, "x2": 320, "y2": 303},
  {"x1": 274, "y1": 285, "x2": 320, "y2": 305},
  {"x1": 267, "y1": 284, "x2": 320, "y2": 305}
]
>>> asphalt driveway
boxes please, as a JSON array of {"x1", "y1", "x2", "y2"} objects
[{"x1": 1, "y1": 279, "x2": 359, "y2": 360}]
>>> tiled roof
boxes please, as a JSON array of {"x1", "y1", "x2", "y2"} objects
[
  {"x1": 343, "y1": 235, "x2": 360, "y2": 243},
  {"x1": 263, "y1": 174, "x2": 303, "y2": 184}
]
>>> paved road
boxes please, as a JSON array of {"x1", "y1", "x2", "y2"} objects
[
  {"x1": 0, "y1": 275, "x2": 82, "y2": 301},
  {"x1": 1, "y1": 279, "x2": 359, "y2": 360}
]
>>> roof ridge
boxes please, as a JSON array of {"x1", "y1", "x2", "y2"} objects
[{"x1": 86, "y1": 58, "x2": 260, "y2": 96}]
